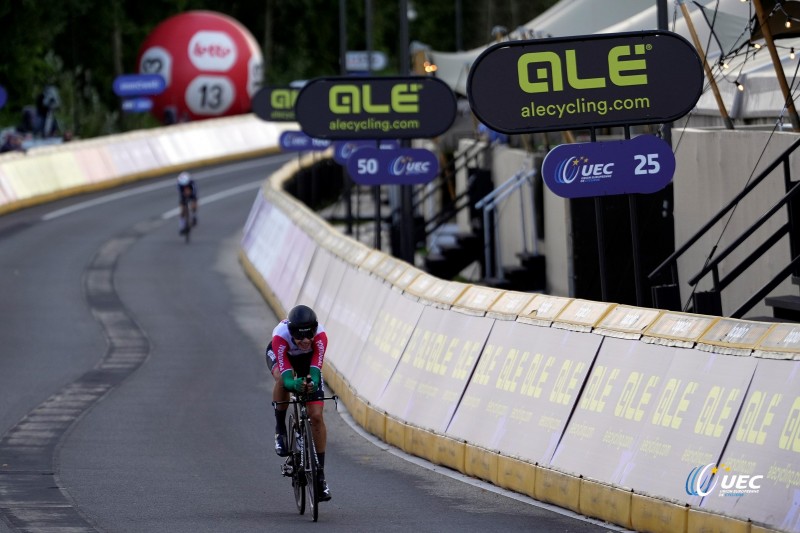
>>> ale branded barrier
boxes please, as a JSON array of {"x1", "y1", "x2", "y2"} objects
[
  {"x1": 13, "y1": 110, "x2": 797, "y2": 532},
  {"x1": 238, "y1": 151, "x2": 800, "y2": 533},
  {"x1": 0, "y1": 115, "x2": 294, "y2": 215}
]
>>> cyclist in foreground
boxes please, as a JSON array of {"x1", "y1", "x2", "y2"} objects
[
  {"x1": 176, "y1": 171, "x2": 198, "y2": 235},
  {"x1": 265, "y1": 304, "x2": 332, "y2": 501}
]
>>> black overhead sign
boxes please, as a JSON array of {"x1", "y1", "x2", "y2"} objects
[
  {"x1": 468, "y1": 30, "x2": 703, "y2": 133},
  {"x1": 251, "y1": 86, "x2": 299, "y2": 122},
  {"x1": 295, "y1": 76, "x2": 457, "y2": 140}
]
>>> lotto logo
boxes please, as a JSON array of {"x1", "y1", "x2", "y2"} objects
[{"x1": 188, "y1": 31, "x2": 237, "y2": 71}]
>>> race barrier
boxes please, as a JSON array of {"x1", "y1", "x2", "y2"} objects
[
  {"x1": 10, "y1": 114, "x2": 796, "y2": 532},
  {"x1": 0, "y1": 115, "x2": 295, "y2": 215},
  {"x1": 241, "y1": 153, "x2": 800, "y2": 533}
]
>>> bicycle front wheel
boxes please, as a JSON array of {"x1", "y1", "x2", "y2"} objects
[
  {"x1": 302, "y1": 417, "x2": 319, "y2": 522},
  {"x1": 287, "y1": 413, "x2": 305, "y2": 515}
]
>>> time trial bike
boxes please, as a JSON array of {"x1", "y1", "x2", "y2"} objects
[{"x1": 274, "y1": 384, "x2": 338, "y2": 522}]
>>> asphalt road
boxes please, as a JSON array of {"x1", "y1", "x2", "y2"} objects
[{"x1": 0, "y1": 153, "x2": 622, "y2": 533}]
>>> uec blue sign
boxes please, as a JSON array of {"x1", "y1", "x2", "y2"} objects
[
  {"x1": 346, "y1": 147, "x2": 439, "y2": 185},
  {"x1": 542, "y1": 135, "x2": 675, "y2": 198},
  {"x1": 332, "y1": 139, "x2": 400, "y2": 165},
  {"x1": 112, "y1": 74, "x2": 166, "y2": 97},
  {"x1": 121, "y1": 97, "x2": 153, "y2": 113},
  {"x1": 279, "y1": 130, "x2": 332, "y2": 152}
]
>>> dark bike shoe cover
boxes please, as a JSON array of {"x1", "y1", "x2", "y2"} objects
[
  {"x1": 274, "y1": 433, "x2": 289, "y2": 457},
  {"x1": 317, "y1": 471, "x2": 332, "y2": 501}
]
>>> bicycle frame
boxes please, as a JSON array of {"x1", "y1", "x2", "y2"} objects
[{"x1": 273, "y1": 391, "x2": 337, "y2": 522}]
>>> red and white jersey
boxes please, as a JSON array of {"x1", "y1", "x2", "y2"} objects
[{"x1": 271, "y1": 319, "x2": 327, "y2": 377}]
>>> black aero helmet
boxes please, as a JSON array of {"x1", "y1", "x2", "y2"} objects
[{"x1": 288, "y1": 304, "x2": 318, "y2": 339}]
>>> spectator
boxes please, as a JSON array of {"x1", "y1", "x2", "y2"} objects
[{"x1": 0, "y1": 132, "x2": 25, "y2": 153}]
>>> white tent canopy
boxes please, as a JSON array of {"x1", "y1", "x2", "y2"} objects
[{"x1": 427, "y1": 0, "x2": 800, "y2": 124}]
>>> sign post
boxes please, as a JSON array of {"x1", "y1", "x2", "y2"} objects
[
  {"x1": 467, "y1": 30, "x2": 703, "y2": 305},
  {"x1": 295, "y1": 74, "x2": 456, "y2": 260}
]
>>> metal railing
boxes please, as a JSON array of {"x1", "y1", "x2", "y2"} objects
[
  {"x1": 474, "y1": 165, "x2": 538, "y2": 280},
  {"x1": 647, "y1": 136, "x2": 800, "y2": 317},
  {"x1": 416, "y1": 139, "x2": 492, "y2": 238}
]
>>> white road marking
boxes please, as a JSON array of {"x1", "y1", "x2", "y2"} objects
[{"x1": 41, "y1": 155, "x2": 291, "y2": 221}]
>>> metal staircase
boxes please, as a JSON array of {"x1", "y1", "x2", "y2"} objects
[{"x1": 648, "y1": 136, "x2": 800, "y2": 320}]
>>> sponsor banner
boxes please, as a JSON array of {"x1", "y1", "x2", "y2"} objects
[
  {"x1": 452, "y1": 285, "x2": 505, "y2": 315},
  {"x1": 550, "y1": 337, "x2": 678, "y2": 482},
  {"x1": 332, "y1": 139, "x2": 400, "y2": 165},
  {"x1": 324, "y1": 268, "x2": 391, "y2": 378},
  {"x1": 518, "y1": 294, "x2": 573, "y2": 325},
  {"x1": 542, "y1": 135, "x2": 675, "y2": 198},
  {"x1": 312, "y1": 254, "x2": 348, "y2": 327},
  {"x1": 468, "y1": 31, "x2": 703, "y2": 133},
  {"x1": 447, "y1": 321, "x2": 601, "y2": 464},
  {"x1": 273, "y1": 222, "x2": 315, "y2": 312},
  {"x1": 346, "y1": 147, "x2": 439, "y2": 185},
  {"x1": 296, "y1": 247, "x2": 332, "y2": 312},
  {"x1": 702, "y1": 359, "x2": 800, "y2": 529},
  {"x1": 553, "y1": 299, "x2": 615, "y2": 329},
  {"x1": 756, "y1": 323, "x2": 800, "y2": 357},
  {"x1": 358, "y1": 250, "x2": 388, "y2": 274},
  {"x1": 251, "y1": 85, "x2": 299, "y2": 122},
  {"x1": 376, "y1": 306, "x2": 493, "y2": 432},
  {"x1": 395, "y1": 266, "x2": 423, "y2": 291},
  {"x1": 112, "y1": 74, "x2": 166, "y2": 97},
  {"x1": 698, "y1": 318, "x2": 773, "y2": 351},
  {"x1": 279, "y1": 130, "x2": 332, "y2": 152},
  {"x1": 615, "y1": 348, "x2": 757, "y2": 506},
  {"x1": 643, "y1": 311, "x2": 718, "y2": 344},
  {"x1": 295, "y1": 76, "x2": 457, "y2": 139},
  {"x1": 487, "y1": 291, "x2": 536, "y2": 319},
  {"x1": 121, "y1": 97, "x2": 154, "y2": 113},
  {"x1": 347, "y1": 287, "x2": 425, "y2": 405},
  {"x1": 595, "y1": 305, "x2": 662, "y2": 337}
]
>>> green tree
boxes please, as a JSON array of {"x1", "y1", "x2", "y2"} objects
[{"x1": 0, "y1": 0, "x2": 558, "y2": 138}]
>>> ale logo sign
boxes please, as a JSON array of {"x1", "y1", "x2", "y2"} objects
[
  {"x1": 251, "y1": 86, "x2": 299, "y2": 122},
  {"x1": 295, "y1": 76, "x2": 457, "y2": 140},
  {"x1": 468, "y1": 31, "x2": 703, "y2": 133}
]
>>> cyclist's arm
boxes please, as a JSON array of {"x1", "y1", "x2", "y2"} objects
[
  {"x1": 273, "y1": 335, "x2": 305, "y2": 392},
  {"x1": 308, "y1": 331, "x2": 328, "y2": 390}
]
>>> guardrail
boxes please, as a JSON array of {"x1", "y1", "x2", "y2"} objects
[
  {"x1": 0, "y1": 115, "x2": 292, "y2": 216},
  {"x1": 241, "y1": 152, "x2": 800, "y2": 533}
]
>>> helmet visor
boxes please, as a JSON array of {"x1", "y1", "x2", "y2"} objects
[{"x1": 289, "y1": 324, "x2": 317, "y2": 340}]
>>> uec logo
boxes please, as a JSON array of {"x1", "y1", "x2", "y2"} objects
[
  {"x1": 553, "y1": 156, "x2": 614, "y2": 184},
  {"x1": 685, "y1": 463, "x2": 763, "y2": 497},
  {"x1": 390, "y1": 156, "x2": 430, "y2": 176}
]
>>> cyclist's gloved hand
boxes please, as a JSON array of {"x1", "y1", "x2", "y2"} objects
[
  {"x1": 282, "y1": 371, "x2": 306, "y2": 393},
  {"x1": 308, "y1": 368, "x2": 321, "y2": 392},
  {"x1": 291, "y1": 377, "x2": 307, "y2": 393}
]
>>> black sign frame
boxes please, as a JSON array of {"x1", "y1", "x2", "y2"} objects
[
  {"x1": 468, "y1": 30, "x2": 703, "y2": 134},
  {"x1": 295, "y1": 76, "x2": 457, "y2": 140}
]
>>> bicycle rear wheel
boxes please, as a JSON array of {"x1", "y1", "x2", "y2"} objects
[
  {"x1": 287, "y1": 413, "x2": 305, "y2": 515},
  {"x1": 184, "y1": 217, "x2": 191, "y2": 243},
  {"x1": 303, "y1": 417, "x2": 319, "y2": 522}
]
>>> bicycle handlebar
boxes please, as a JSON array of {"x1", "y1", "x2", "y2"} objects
[{"x1": 272, "y1": 394, "x2": 338, "y2": 408}]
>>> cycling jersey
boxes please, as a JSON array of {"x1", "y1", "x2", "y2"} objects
[
  {"x1": 271, "y1": 319, "x2": 327, "y2": 383},
  {"x1": 177, "y1": 180, "x2": 197, "y2": 204}
]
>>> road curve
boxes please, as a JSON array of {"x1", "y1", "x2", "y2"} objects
[{"x1": 0, "y1": 155, "x2": 619, "y2": 533}]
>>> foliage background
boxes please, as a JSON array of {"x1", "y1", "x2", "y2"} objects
[{"x1": 0, "y1": 0, "x2": 556, "y2": 138}]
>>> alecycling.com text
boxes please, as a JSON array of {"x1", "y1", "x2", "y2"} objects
[
  {"x1": 522, "y1": 96, "x2": 651, "y2": 119},
  {"x1": 329, "y1": 118, "x2": 421, "y2": 133}
]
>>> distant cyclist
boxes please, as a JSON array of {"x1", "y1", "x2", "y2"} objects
[
  {"x1": 265, "y1": 304, "x2": 332, "y2": 501},
  {"x1": 176, "y1": 171, "x2": 198, "y2": 235}
]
